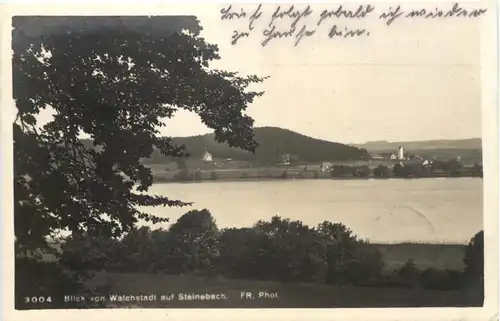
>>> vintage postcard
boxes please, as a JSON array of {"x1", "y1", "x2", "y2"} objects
[{"x1": 1, "y1": 1, "x2": 498, "y2": 321}]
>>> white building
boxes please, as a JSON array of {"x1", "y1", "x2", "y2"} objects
[
  {"x1": 321, "y1": 162, "x2": 333, "y2": 172},
  {"x1": 397, "y1": 145, "x2": 404, "y2": 160},
  {"x1": 202, "y1": 150, "x2": 213, "y2": 162},
  {"x1": 281, "y1": 154, "x2": 291, "y2": 165}
]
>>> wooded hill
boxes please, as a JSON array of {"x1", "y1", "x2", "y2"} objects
[{"x1": 82, "y1": 127, "x2": 370, "y2": 165}]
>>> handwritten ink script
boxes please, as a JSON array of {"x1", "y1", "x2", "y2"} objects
[{"x1": 219, "y1": 3, "x2": 487, "y2": 47}]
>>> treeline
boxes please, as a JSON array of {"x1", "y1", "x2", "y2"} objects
[
  {"x1": 161, "y1": 161, "x2": 483, "y2": 183},
  {"x1": 16, "y1": 210, "x2": 483, "y2": 309},
  {"x1": 331, "y1": 160, "x2": 483, "y2": 178}
]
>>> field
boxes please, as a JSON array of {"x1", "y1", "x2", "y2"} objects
[
  {"x1": 35, "y1": 243, "x2": 468, "y2": 271},
  {"x1": 373, "y1": 243, "x2": 466, "y2": 271},
  {"x1": 85, "y1": 271, "x2": 481, "y2": 308},
  {"x1": 81, "y1": 244, "x2": 475, "y2": 308},
  {"x1": 28, "y1": 241, "x2": 475, "y2": 308},
  {"x1": 146, "y1": 160, "x2": 408, "y2": 182}
]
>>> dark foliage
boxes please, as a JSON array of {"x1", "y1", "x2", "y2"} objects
[
  {"x1": 216, "y1": 217, "x2": 384, "y2": 285},
  {"x1": 378, "y1": 231, "x2": 484, "y2": 291},
  {"x1": 392, "y1": 163, "x2": 427, "y2": 178},
  {"x1": 464, "y1": 230, "x2": 484, "y2": 282},
  {"x1": 353, "y1": 165, "x2": 371, "y2": 177},
  {"x1": 15, "y1": 257, "x2": 84, "y2": 309},
  {"x1": 373, "y1": 165, "x2": 391, "y2": 178},
  {"x1": 392, "y1": 163, "x2": 405, "y2": 177},
  {"x1": 217, "y1": 227, "x2": 270, "y2": 279},
  {"x1": 165, "y1": 209, "x2": 220, "y2": 274},
  {"x1": 431, "y1": 159, "x2": 463, "y2": 175},
  {"x1": 471, "y1": 163, "x2": 483, "y2": 177},
  {"x1": 27, "y1": 213, "x2": 484, "y2": 304},
  {"x1": 330, "y1": 165, "x2": 355, "y2": 177},
  {"x1": 13, "y1": 16, "x2": 266, "y2": 254},
  {"x1": 59, "y1": 213, "x2": 384, "y2": 286},
  {"x1": 119, "y1": 127, "x2": 370, "y2": 165},
  {"x1": 251, "y1": 217, "x2": 329, "y2": 282},
  {"x1": 420, "y1": 268, "x2": 464, "y2": 290}
]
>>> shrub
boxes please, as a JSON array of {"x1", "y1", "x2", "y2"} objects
[
  {"x1": 393, "y1": 163, "x2": 405, "y2": 177},
  {"x1": 343, "y1": 241, "x2": 384, "y2": 285},
  {"x1": 114, "y1": 226, "x2": 153, "y2": 273},
  {"x1": 59, "y1": 232, "x2": 117, "y2": 277},
  {"x1": 252, "y1": 216, "x2": 327, "y2": 282},
  {"x1": 29, "y1": 215, "x2": 483, "y2": 295},
  {"x1": 395, "y1": 259, "x2": 421, "y2": 287},
  {"x1": 217, "y1": 228, "x2": 269, "y2": 279},
  {"x1": 406, "y1": 163, "x2": 425, "y2": 177},
  {"x1": 165, "y1": 209, "x2": 220, "y2": 273},
  {"x1": 464, "y1": 230, "x2": 484, "y2": 283},
  {"x1": 146, "y1": 228, "x2": 171, "y2": 272},
  {"x1": 374, "y1": 165, "x2": 390, "y2": 178},
  {"x1": 316, "y1": 222, "x2": 383, "y2": 285},
  {"x1": 331, "y1": 165, "x2": 353, "y2": 177},
  {"x1": 354, "y1": 165, "x2": 371, "y2": 177},
  {"x1": 420, "y1": 268, "x2": 463, "y2": 290}
]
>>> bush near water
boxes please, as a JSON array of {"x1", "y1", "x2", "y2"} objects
[{"x1": 15, "y1": 210, "x2": 484, "y2": 308}]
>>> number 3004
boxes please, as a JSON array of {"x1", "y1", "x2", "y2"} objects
[{"x1": 24, "y1": 296, "x2": 52, "y2": 304}]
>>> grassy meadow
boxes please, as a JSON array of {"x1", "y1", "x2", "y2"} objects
[
  {"x1": 78, "y1": 243, "x2": 475, "y2": 308},
  {"x1": 85, "y1": 270, "x2": 481, "y2": 308}
]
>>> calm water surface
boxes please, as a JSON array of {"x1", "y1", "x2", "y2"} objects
[{"x1": 140, "y1": 178, "x2": 483, "y2": 244}]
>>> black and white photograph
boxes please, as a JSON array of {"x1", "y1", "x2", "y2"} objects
[{"x1": 3, "y1": 1, "x2": 498, "y2": 316}]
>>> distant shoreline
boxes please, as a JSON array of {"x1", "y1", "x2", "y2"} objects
[{"x1": 152, "y1": 173, "x2": 483, "y2": 184}]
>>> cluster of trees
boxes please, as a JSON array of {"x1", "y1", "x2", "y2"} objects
[
  {"x1": 430, "y1": 160, "x2": 483, "y2": 177},
  {"x1": 329, "y1": 164, "x2": 394, "y2": 178},
  {"x1": 385, "y1": 231, "x2": 484, "y2": 292},
  {"x1": 394, "y1": 160, "x2": 483, "y2": 178},
  {"x1": 330, "y1": 165, "x2": 371, "y2": 178},
  {"x1": 328, "y1": 161, "x2": 483, "y2": 179},
  {"x1": 15, "y1": 210, "x2": 484, "y2": 309},
  {"x1": 392, "y1": 163, "x2": 428, "y2": 178},
  {"x1": 172, "y1": 169, "x2": 203, "y2": 182},
  {"x1": 54, "y1": 210, "x2": 386, "y2": 285},
  {"x1": 13, "y1": 15, "x2": 266, "y2": 256},
  {"x1": 13, "y1": 15, "x2": 266, "y2": 309}
]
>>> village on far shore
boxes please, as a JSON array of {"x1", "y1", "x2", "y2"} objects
[{"x1": 147, "y1": 144, "x2": 483, "y2": 183}]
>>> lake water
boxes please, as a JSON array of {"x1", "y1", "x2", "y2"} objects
[{"x1": 140, "y1": 178, "x2": 483, "y2": 244}]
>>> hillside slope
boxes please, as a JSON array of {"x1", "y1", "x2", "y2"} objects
[
  {"x1": 155, "y1": 127, "x2": 369, "y2": 164},
  {"x1": 82, "y1": 127, "x2": 370, "y2": 164}
]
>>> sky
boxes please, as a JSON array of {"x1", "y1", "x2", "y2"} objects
[
  {"x1": 34, "y1": 2, "x2": 483, "y2": 144},
  {"x1": 159, "y1": 3, "x2": 483, "y2": 144}
]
